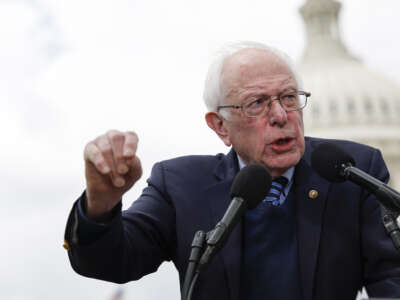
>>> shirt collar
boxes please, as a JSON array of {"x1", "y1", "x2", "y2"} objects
[{"x1": 237, "y1": 154, "x2": 295, "y2": 183}]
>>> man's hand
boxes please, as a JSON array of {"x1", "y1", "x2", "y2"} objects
[{"x1": 83, "y1": 130, "x2": 142, "y2": 219}]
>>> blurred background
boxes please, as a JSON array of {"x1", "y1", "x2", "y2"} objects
[{"x1": 0, "y1": 0, "x2": 399, "y2": 299}]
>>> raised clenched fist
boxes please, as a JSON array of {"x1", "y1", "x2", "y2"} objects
[{"x1": 83, "y1": 130, "x2": 142, "y2": 219}]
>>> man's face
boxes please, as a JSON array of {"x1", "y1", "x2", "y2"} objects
[{"x1": 218, "y1": 49, "x2": 305, "y2": 177}]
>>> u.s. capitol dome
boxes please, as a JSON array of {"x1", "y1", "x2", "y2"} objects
[{"x1": 297, "y1": 0, "x2": 400, "y2": 188}]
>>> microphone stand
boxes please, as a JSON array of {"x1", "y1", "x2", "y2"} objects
[
  {"x1": 340, "y1": 163, "x2": 400, "y2": 252},
  {"x1": 181, "y1": 231, "x2": 206, "y2": 300},
  {"x1": 380, "y1": 204, "x2": 400, "y2": 252},
  {"x1": 182, "y1": 228, "x2": 221, "y2": 300}
]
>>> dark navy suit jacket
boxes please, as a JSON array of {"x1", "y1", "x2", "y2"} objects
[{"x1": 64, "y1": 137, "x2": 400, "y2": 300}]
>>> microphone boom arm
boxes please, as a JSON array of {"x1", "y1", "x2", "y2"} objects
[{"x1": 342, "y1": 164, "x2": 400, "y2": 212}]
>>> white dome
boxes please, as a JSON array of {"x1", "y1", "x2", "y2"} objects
[
  {"x1": 300, "y1": 61, "x2": 400, "y2": 139},
  {"x1": 297, "y1": 0, "x2": 400, "y2": 187}
]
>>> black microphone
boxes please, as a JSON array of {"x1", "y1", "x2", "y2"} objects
[
  {"x1": 197, "y1": 164, "x2": 272, "y2": 270},
  {"x1": 311, "y1": 142, "x2": 400, "y2": 252},
  {"x1": 311, "y1": 142, "x2": 400, "y2": 212}
]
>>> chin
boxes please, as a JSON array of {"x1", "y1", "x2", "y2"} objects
[{"x1": 264, "y1": 151, "x2": 302, "y2": 176}]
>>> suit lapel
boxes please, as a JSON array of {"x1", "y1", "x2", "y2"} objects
[
  {"x1": 202, "y1": 143, "x2": 331, "y2": 300},
  {"x1": 295, "y1": 143, "x2": 331, "y2": 300},
  {"x1": 204, "y1": 149, "x2": 241, "y2": 300}
]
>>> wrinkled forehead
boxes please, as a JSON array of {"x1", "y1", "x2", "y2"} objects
[{"x1": 221, "y1": 48, "x2": 296, "y2": 92}]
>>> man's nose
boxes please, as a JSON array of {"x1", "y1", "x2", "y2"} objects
[{"x1": 268, "y1": 100, "x2": 288, "y2": 127}]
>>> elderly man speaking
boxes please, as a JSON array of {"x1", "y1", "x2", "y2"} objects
[{"x1": 64, "y1": 42, "x2": 400, "y2": 300}]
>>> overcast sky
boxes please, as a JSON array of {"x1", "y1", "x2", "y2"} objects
[{"x1": 1, "y1": 0, "x2": 399, "y2": 299}]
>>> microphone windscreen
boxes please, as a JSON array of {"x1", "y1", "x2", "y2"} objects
[
  {"x1": 230, "y1": 164, "x2": 272, "y2": 209},
  {"x1": 311, "y1": 142, "x2": 356, "y2": 182}
]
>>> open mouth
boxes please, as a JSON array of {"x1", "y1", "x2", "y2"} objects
[
  {"x1": 270, "y1": 137, "x2": 295, "y2": 152},
  {"x1": 274, "y1": 137, "x2": 292, "y2": 145}
]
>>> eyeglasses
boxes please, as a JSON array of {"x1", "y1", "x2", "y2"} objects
[{"x1": 217, "y1": 90, "x2": 311, "y2": 118}]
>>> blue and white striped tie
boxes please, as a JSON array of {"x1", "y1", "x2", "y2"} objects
[{"x1": 264, "y1": 176, "x2": 289, "y2": 206}]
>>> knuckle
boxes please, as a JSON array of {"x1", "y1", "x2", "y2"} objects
[
  {"x1": 84, "y1": 142, "x2": 97, "y2": 159},
  {"x1": 102, "y1": 145, "x2": 112, "y2": 156},
  {"x1": 107, "y1": 129, "x2": 124, "y2": 144},
  {"x1": 84, "y1": 142, "x2": 93, "y2": 155},
  {"x1": 126, "y1": 131, "x2": 139, "y2": 142},
  {"x1": 95, "y1": 160, "x2": 107, "y2": 171},
  {"x1": 95, "y1": 137, "x2": 112, "y2": 154},
  {"x1": 92, "y1": 150, "x2": 104, "y2": 164},
  {"x1": 122, "y1": 132, "x2": 139, "y2": 157},
  {"x1": 91, "y1": 151, "x2": 112, "y2": 174},
  {"x1": 114, "y1": 152, "x2": 124, "y2": 162},
  {"x1": 106, "y1": 129, "x2": 121, "y2": 137}
]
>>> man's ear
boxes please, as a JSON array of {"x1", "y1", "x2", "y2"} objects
[{"x1": 205, "y1": 112, "x2": 232, "y2": 146}]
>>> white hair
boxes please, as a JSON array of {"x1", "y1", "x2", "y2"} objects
[{"x1": 203, "y1": 41, "x2": 303, "y2": 119}]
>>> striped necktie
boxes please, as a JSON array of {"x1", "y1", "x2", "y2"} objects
[{"x1": 264, "y1": 176, "x2": 289, "y2": 206}]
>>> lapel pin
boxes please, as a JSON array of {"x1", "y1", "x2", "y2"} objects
[{"x1": 308, "y1": 189, "x2": 319, "y2": 199}]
